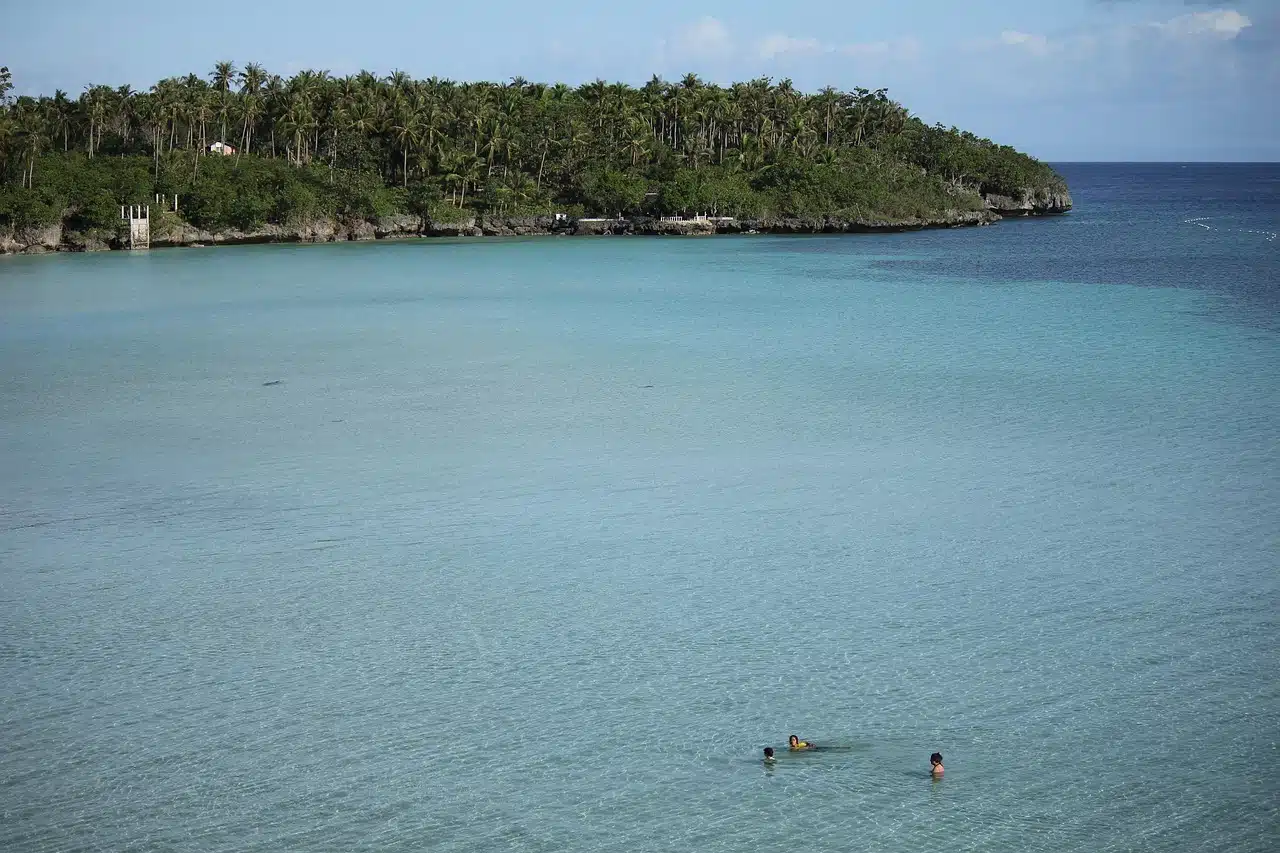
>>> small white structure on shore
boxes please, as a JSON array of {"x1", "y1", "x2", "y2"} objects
[
  {"x1": 120, "y1": 204, "x2": 150, "y2": 250},
  {"x1": 659, "y1": 214, "x2": 734, "y2": 223},
  {"x1": 208, "y1": 141, "x2": 236, "y2": 156}
]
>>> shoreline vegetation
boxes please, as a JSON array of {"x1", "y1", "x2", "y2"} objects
[{"x1": 0, "y1": 64, "x2": 1070, "y2": 255}]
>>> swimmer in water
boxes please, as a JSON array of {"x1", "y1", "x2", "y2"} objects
[
  {"x1": 788, "y1": 735, "x2": 816, "y2": 751},
  {"x1": 763, "y1": 747, "x2": 776, "y2": 764},
  {"x1": 930, "y1": 752, "x2": 944, "y2": 776}
]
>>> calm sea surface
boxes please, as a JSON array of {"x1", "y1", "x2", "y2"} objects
[{"x1": 1, "y1": 164, "x2": 1277, "y2": 852}]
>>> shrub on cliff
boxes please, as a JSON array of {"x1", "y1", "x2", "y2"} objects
[
  {"x1": 0, "y1": 184, "x2": 64, "y2": 229},
  {"x1": 331, "y1": 170, "x2": 402, "y2": 221},
  {"x1": 655, "y1": 169, "x2": 764, "y2": 217},
  {"x1": 66, "y1": 188, "x2": 121, "y2": 232},
  {"x1": 575, "y1": 170, "x2": 648, "y2": 216}
]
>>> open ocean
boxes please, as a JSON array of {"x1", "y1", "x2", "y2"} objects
[{"x1": 1, "y1": 163, "x2": 1277, "y2": 852}]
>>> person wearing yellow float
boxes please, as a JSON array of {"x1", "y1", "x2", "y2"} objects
[{"x1": 788, "y1": 735, "x2": 816, "y2": 751}]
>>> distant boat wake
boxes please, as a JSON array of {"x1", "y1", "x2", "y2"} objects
[{"x1": 1183, "y1": 217, "x2": 1276, "y2": 243}]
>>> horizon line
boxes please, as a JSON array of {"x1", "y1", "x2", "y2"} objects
[{"x1": 1050, "y1": 160, "x2": 1280, "y2": 165}]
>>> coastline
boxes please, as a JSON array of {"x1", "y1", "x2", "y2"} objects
[{"x1": 0, "y1": 189, "x2": 1071, "y2": 256}]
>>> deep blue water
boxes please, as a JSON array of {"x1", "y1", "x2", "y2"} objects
[{"x1": 0, "y1": 164, "x2": 1277, "y2": 852}]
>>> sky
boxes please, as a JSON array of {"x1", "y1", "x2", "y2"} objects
[{"x1": 1, "y1": 0, "x2": 1276, "y2": 161}]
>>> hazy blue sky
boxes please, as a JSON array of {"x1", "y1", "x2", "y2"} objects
[{"x1": 3, "y1": 0, "x2": 1276, "y2": 161}]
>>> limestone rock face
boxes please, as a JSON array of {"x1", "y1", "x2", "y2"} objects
[
  {"x1": 983, "y1": 187, "x2": 1073, "y2": 215},
  {"x1": 151, "y1": 222, "x2": 217, "y2": 247},
  {"x1": 283, "y1": 219, "x2": 340, "y2": 243},
  {"x1": 477, "y1": 215, "x2": 563, "y2": 236},
  {"x1": 153, "y1": 218, "x2": 344, "y2": 246},
  {"x1": 2, "y1": 195, "x2": 1062, "y2": 256},
  {"x1": 633, "y1": 218, "x2": 718, "y2": 236},
  {"x1": 374, "y1": 214, "x2": 423, "y2": 238},
  {"x1": 572, "y1": 218, "x2": 630, "y2": 236},
  {"x1": 426, "y1": 217, "x2": 482, "y2": 237},
  {"x1": 346, "y1": 220, "x2": 377, "y2": 241},
  {"x1": 0, "y1": 223, "x2": 63, "y2": 254},
  {"x1": 63, "y1": 232, "x2": 113, "y2": 252},
  {"x1": 732, "y1": 209, "x2": 1000, "y2": 234}
]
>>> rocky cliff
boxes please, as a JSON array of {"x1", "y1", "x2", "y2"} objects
[
  {"x1": 0, "y1": 223, "x2": 63, "y2": 254},
  {"x1": 982, "y1": 186, "x2": 1073, "y2": 216},
  {"x1": 1, "y1": 193, "x2": 1062, "y2": 255},
  {"x1": 732, "y1": 209, "x2": 999, "y2": 233}
]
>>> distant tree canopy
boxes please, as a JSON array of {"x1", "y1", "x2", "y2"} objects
[{"x1": 0, "y1": 65, "x2": 1067, "y2": 232}]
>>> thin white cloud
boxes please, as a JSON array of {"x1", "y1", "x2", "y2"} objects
[
  {"x1": 754, "y1": 33, "x2": 921, "y2": 64},
  {"x1": 758, "y1": 34, "x2": 823, "y2": 60},
  {"x1": 1155, "y1": 9, "x2": 1251, "y2": 39},
  {"x1": 840, "y1": 38, "x2": 921, "y2": 60},
  {"x1": 671, "y1": 16, "x2": 733, "y2": 60},
  {"x1": 972, "y1": 8, "x2": 1251, "y2": 61},
  {"x1": 999, "y1": 30, "x2": 1052, "y2": 56}
]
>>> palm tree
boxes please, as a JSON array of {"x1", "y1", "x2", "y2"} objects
[
  {"x1": 262, "y1": 75, "x2": 286, "y2": 157},
  {"x1": 210, "y1": 61, "x2": 236, "y2": 144},
  {"x1": 14, "y1": 99, "x2": 47, "y2": 187},
  {"x1": 388, "y1": 97, "x2": 421, "y2": 187},
  {"x1": 80, "y1": 85, "x2": 112, "y2": 158},
  {"x1": 457, "y1": 153, "x2": 483, "y2": 206},
  {"x1": 815, "y1": 86, "x2": 839, "y2": 147},
  {"x1": 108, "y1": 85, "x2": 137, "y2": 150},
  {"x1": 0, "y1": 62, "x2": 1031, "y2": 227},
  {"x1": 46, "y1": 89, "x2": 73, "y2": 151}
]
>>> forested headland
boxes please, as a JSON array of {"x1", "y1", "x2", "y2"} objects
[{"x1": 0, "y1": 64, "x2": 1071, "y2": 252}]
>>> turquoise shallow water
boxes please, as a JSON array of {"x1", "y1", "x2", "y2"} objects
[{"x1": 1, "y1": 165, "x2": 1277, "y2": 851}]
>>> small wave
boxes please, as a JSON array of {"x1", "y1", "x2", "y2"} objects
[{"x1": 1182, "y1": 217, "x2": 1276, "y2": 242}]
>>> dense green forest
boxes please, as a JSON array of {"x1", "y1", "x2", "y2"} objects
[{"x1": 0, "y1": 63, "x2": 1067, "y2": 236}]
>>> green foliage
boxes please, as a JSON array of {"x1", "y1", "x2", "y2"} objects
[
  {"x1": 332, "y1": 169, "x2": 401, "y2": 220},
  {"x1": 68, "y1": 188, "x2": 121, "y2": 231},
  {"x1": 424, "y1": 202, "x2": 473, "y2": 224},
  {"x1": 0, "y1": 184, "x2": 64, "y2": 229},
  {"x1": 181, "y1": 175, "x2": 236, "y2": 229},
  {"x1": 406, "y1": 181, "x2": 442, "y2": 218},
  {"x1": 575, "y1": 169, "x2": 647, "y2": 216},
  {"x1": 890, "y1": 119, "x2": 1065, "y2": 198},
  {"x1": 228, "y1": 193, "x2": 271, "y2": 230},
  {"x1": 1, "y1": 65, "x2": 1067, "y2": 232},
  {"x1": 273, "y1": 179, "x2": 324, "y2": 224},
  {"x1": 656, "y1": 169, "x2": 763, "y2": 217}
]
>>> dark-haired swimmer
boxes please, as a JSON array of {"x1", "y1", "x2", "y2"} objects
[
  {"x1": 788, "y1": 735, "x2": 817, "y2": 751},
  {"x1": 763, "y1": 747, "x2": 776, "y2": 764},
  {"x1": 930, "y1": 752, "x2": 944, "y2": 776}
]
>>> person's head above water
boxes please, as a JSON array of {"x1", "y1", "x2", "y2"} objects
[
  {"x1": 930, "y1": 752, "x2": 944, "y2": 773},
  {"x1": 763, "y1": 747, "x2": 775, "y2": 760},
  {"x1": 788, "y1": 735, "x2": 812, "y2": 750}
]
